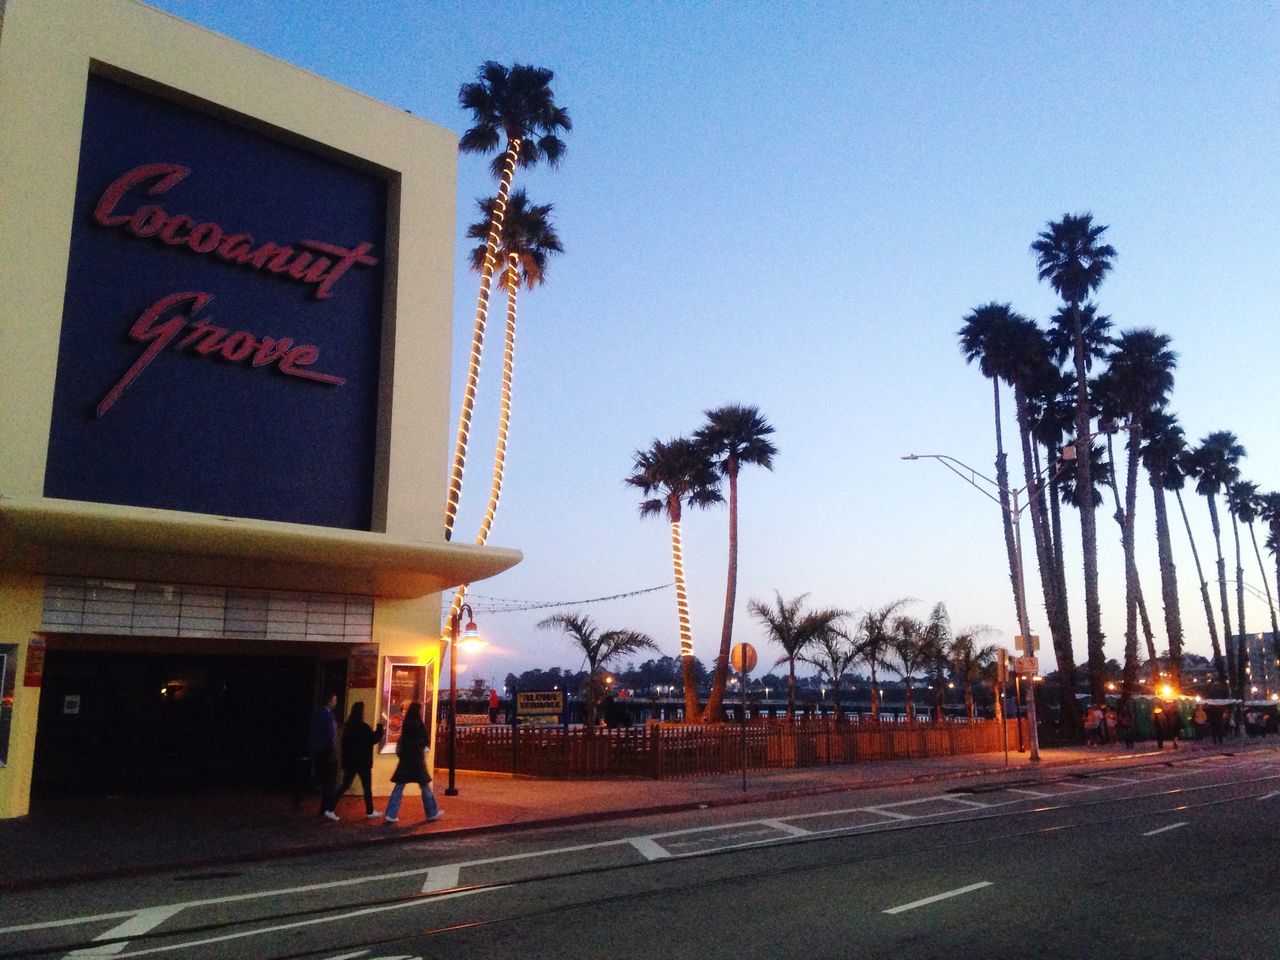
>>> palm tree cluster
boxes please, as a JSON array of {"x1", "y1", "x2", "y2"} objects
[
  {"x1": 750, "y1": 596, "x2": 996, "y2": 722},
  {"x1": 626, "y1": 405, "x2": 777, "y2": 722},
  {"x1": 537, "y1": 612, "x2": 657, "y2": 734},
  {"x1": 960, "y1": 212, "x2": 1280, "y2": 714}
]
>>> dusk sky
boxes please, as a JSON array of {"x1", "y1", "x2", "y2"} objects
[{"x1": 151, "y1": 1, "x2": 1280, "y2": 688}]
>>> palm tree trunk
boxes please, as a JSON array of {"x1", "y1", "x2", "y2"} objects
[
  {"x1": 786, "y1": 659, "x2": 796, "y2": 721},
  {"x1": 1014, "y1": 390, "x2": 1074, "y2": 724},
  {"x1": 1069, "y1": 301, "x2": 1105, "y2": 702},
  {"x1": 1120, "y1": 428, "x2": 1142, "y2": 704},
  {"x1": 869, "y1": 662, "x2": 880, "y2": 719},
  {"x1": 1248, "y1": 522, "x2": 1280, "y2": 688},
  {"x1": 1105, "y1": 433, "x2": 1159, "y2": 688},
  {"x1": 705, "y1": 461, "x2": 739, "y2": 722},
  {"x1": 667, "y1": 507, "x2": 701, "y2": 722},
  {"x1": 1047, "y1": 471, "x2": 1078, "y2": 712},
  {"x1": 1231, "y1": 513, "x2": 1248, "y2": 696},
  {"x1": 585, "y1": 662, "x2": 597, "y2": 737},
  {"x1": 444, "y1": 138, "x2": 522, "y2": 541},
  {"x1": 993, "y1": 380, "x2": 1023, "y2": 635},
  {"x1": 1149, "y1": 473, "x2": 1184, "y2": 690},
  {"x1": 965, "y1": 678, "x2": 975, "y2": 719},
  {"x1": 1177, "y1": 488, "x2": 1226, "y2": 684},
  {"x1": 1207, "y1": 494, "x2": 1237, "y2": 696}
]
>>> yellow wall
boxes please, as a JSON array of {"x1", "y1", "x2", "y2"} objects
[{"x1": 0, "y1": 0, "x2": 483, "y2": 815}]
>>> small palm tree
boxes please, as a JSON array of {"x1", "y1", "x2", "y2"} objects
[
  {"x1": 694, "y1": 405, "x2": 777, "y2": 722},
  {"x1": 538, "y1": 613, "x2": 656, "y2": 734},
  {"x1": 858, "y1": 599, "x2": 912, "y2": 719},
  {"x1": 749, "y1": 592, "x2": 844, "y2": 720},
  {"x1": 1032, "y1": 212, "x2": 1117, "y2": 703},
  {"x1": 1171, "y1": 446, "x2": 1226, "y2": 687},
  {"x1": 445, "y1": 62, "x2": 570, "y2": 542},
  {"x1": 1140, "y1": 409, "x2": 1188, "y2": 690},
  {"x1": 627, "y1": 438, "x2": 723, "y2": 721},
  {"x1": 1227, "y1": 480, "x2": 1258, "y2": 680},
  {"x1": 886, "y1": 615, "x2": 928, "y2": 722},
  {"x1": 919, "y1": 603, "x2": 953, "y2": 722},
  {"x1": 801, "y1": 620, "x2": 858, "y2": 722},
  {"x1": 950, "y1": 627, "x2": 997, "y2": 719},
  {"x1": 1259, "y1": 493, "x2": 1280, "y2": 669}
]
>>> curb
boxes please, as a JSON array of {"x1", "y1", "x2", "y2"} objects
[{"x1": 3, "y1": 743, "x2": 1266, "y2": 894}]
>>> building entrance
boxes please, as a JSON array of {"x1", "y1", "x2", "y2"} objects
[{"x1": 32, "y1": 644, "x2": 348, "y2": 797}]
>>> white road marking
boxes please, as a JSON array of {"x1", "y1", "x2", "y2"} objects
[
  {"x1": 629, "y1": 837, "x2": 672, "y2": 860},
  {"x1": 1090, "y1": 775, "x2": 1138, "y2": 783},
  {"x1": 760, "y1": 819, "x2": 812, "y2": 836},
  {"x1": 1257, "y1": 791, "x2": 1280, "y2": 801},
  {"x1": 99, "y1": 887, "x2": 500, "y2": 959},
  {"x1": 1142, "y1": 822, "x2": 1188, "y2": 836},
  {"x1": 421, "y1": 865, "x2": 461, "y2": 893},
  {"x1": 938, "y1": 797, "x2": 990, "y2": 808},
  {"x1": 1007, "y1": 788, "x2": 1051, "y2": 797},
  {"x1": 883, "y1": 881, "x2": 993, "y2": 915},
  {"x1": 64, "y1": 906, "x2": 185, "y2": 958}
]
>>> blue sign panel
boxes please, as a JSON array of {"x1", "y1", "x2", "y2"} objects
[{"x1": 45, "y1": 74, "x2": 388, "y2": 530}]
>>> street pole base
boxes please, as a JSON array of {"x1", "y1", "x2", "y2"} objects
[{"x1": 444, "y1": 787, "x2": 459, "y2": 796}]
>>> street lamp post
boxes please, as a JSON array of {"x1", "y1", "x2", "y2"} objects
[
  {"x1": 902, "y1": 447, "x2": 1076, "y2": 764},
  {"x1": 446, "y1": 603, "x2": 479, "y2": 797}
]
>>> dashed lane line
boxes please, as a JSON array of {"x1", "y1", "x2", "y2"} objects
[
  {"x1": 883, "y1": 881, "x2": 993, "y2": 915},
  {"x1": 421, "y1": 865, "x2": 461, "y2": 893},
  {"x1": 1142, "y1": 822, "x2": 1188, "y2": 836},
  {"x1": 760, "y1": 819, "x2": 812, "y2": 836}
]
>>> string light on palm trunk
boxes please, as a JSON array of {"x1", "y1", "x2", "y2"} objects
[
  {"x1": 670, "y1": 520, "x2": 693, "y2": 657},
  {"x1": 474, "y1": 255, "x2": 518, "y2": 549},
  {"x1": 443, "y1": 138, "x2": 522, "y2": 541}
]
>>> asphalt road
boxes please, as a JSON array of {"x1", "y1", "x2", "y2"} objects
[{"x1": 5, "y1": 751, "x2": 1278, "y2": 959}]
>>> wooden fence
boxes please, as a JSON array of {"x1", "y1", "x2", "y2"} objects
[{"x1": 450, "y1": 717, "x2": 1026, "y2": 780}]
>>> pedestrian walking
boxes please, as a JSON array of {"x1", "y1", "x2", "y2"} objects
[
  {"x1": 1209, "y1": 707, "x2": 1226, "y2": 744},
  {"x1": 1085, "y1": 704, "x2": 1103, "y2": 746},
  {"x1": 385, "y1": 702, "x2": 443, "y2": 825},
  {"x1": 488, "y1": 688, "x2": 500, "y2": 724},
  {"x1": 1152, "y1": 703, "x2": 1167, "y2": 750},
  {"x1": 1193, "y1": 703, "x2": 1208, "y2": 740},
  {"x1": 337, "y1": 701, "x2": 386, "y2": 820},
  {"x1": 1102, "y1": 704, "x2": 1116, "y2": 744},
  {"x1": 310, "y1": 692, "x2": 341, "y2": 821},
  {"x1": 1117, "y1": 703, "x2": 1135, "y2": 749}
]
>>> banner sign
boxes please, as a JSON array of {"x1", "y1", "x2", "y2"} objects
[
  {"x1": 517, "y1": 691, "x2": 564, "y2": 717},
  {"x1": 45, "y1": 74, "x2": 389, "y2": 530},
  {"x1": 347, "y1": 645, "x2": 379, "y2": 689},
  {"x1": 22, "y1": 637, "x2": 45, "y2": 688}
]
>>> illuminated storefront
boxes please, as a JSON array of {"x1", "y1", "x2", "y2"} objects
[{"x1": 0, "y1": 0, "x2": 519, "y2": 817}]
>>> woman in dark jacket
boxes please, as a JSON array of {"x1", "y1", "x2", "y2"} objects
[
  {"x1": 336, "y1": 701, "x2": 385, "y2": 819},
  {"x1": 384, "y1": 702, "x2": 443, "y2": 825}
]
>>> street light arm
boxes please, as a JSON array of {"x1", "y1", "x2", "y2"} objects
[{"x1": 901, "y1": 454, "x2": 1003, "y2": 508}]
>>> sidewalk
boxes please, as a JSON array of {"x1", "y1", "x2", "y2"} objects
[{"x1": 2, "y1": 739, "x2": 1267, "y2": 892}]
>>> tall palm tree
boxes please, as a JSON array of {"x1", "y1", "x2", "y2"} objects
[
  {"x1": 1227, "y1": 479, "x2": 1258, "y2": 690},
  {"x1": 1184, "y1": 431, "x2": 1245, "y2": 695},
  {"x1": 627, "y1": 438, "x2": 723, "y2": 720},
  {"x1": 857, "y1": 600, "x2": 911, "y2": 719},
  {"x1": 1171, "y1": 447, "x2": 1226, "y2": 687},
  {"x1": 885, "y1": 615, "x2": 929, "y2": 722},
  {"x1": 800, "y1": 618, "x2": 857, "y2": 721},
  {"x1": 444, "y1": 62, "x2": 570, "y2": 542},
  {"x1": 537, "y1": 613, "x2": 657, "y2": 734},
  {"x1": 749, "y1": 592, "x2": 845, "y2": 720},
  {"x1": 950, "y1": 627, "x2": 997, "y2": 720},
  {"x1": 445, "y1": 192, "x2": 563, "y2": 621},
  {"x1": 1259, "y1": 493, "x2": 1280, "y2": 669},
  {"x1": 1032, "y1": 212, "x2": 1117, "y2": 702},
  {"x1": 693, "y1": 405, "x2": 777, "y2": 722},
  {"x1": 958, "y1": 304, "x2": 1030, "y2": 640},
  {"x1": 1093, "y1": 329, "x2": 1176, "y2": 704},
  {"x1": 1140, "y1": 409, "x2": 1187, "y2": 690},
  {"x1": 1235, "y1": 485, "x2": 1280, "y2": 686}
]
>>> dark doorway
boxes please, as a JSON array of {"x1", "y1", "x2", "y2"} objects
[{"x1": 32, "y1": 647, "x2": 344, "y2": 796}]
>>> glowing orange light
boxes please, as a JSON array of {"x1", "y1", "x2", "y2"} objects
[{"x1": 1160, "y1": 684, "x2": 1174, "y2": 697}]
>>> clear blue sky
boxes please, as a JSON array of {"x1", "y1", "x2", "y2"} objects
[{"x1": 151, "y1": 1, "x2": 1280, "y2": 687}]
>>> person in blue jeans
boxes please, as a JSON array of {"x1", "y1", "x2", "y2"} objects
[{"x1": 385, "y1": 702, "x2": 443, "y2": 825}]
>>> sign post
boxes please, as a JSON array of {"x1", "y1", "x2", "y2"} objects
[{"x1": 731, "y1": 642, "x2": 757, "y2": 792}]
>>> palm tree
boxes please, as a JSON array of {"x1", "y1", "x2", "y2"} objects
[
  {"x1": 693, "y1": 405, "x2": 777, "y2": 722},
  {"x1": 749, "y1": 593, "x2": 844, "y2": 720},
  {"x1": 627, "y1": 438, "x2": 723, "y2": 721},
  {"x1": 1032, "y1": 212, "x2": 1117, "y2": 702},
  {"x1": 1227, "y1": 479, "x2": 1258, "y2": 689},
  {"x1": 444, "y1": 192, "x2": 564, "y2": 621},
  {"x1": 800, "y1": 618, "x2": 856, "y2": 721},
  {"x1": 1172, "y1": 447, "x2": 1226, "y2": 687},
  {"x1": 1092, "y1": 329, "x2": 1176, "y2": 704},
  {"x1": 537, "y1": 612, "x2": 656, "y2": 734},
  {"x1": 1235, "y1": 485, "x2": 1280, "y2": 684},
  {"x1": 958, "y1": 304, "x2": 1031, "y2": 640},
  {"x1": 1140, "y1": 409, "x2": 1188, "y2": 690},
  {"x1": 1259, "y1": 493, "x2": 1280, "y2": 669},
  {"x1": 950, "y1": 627, "x2": 997, "y2": 719},
  {"x1": 919, "y1": 603, "x2": 953, "y2": 722},
  {"x1": 444, "y1": 62, "x2": 570, "y2": 542},
  {"x1": 1184, "y1": 431, "x2": 1245, "y2": 695},
  {"x1": 885, "y1": 615, "x2": 929, "y2": 722},
  {"x1": 858, "y1": 599, "x2": 913, "y2": 719}
]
